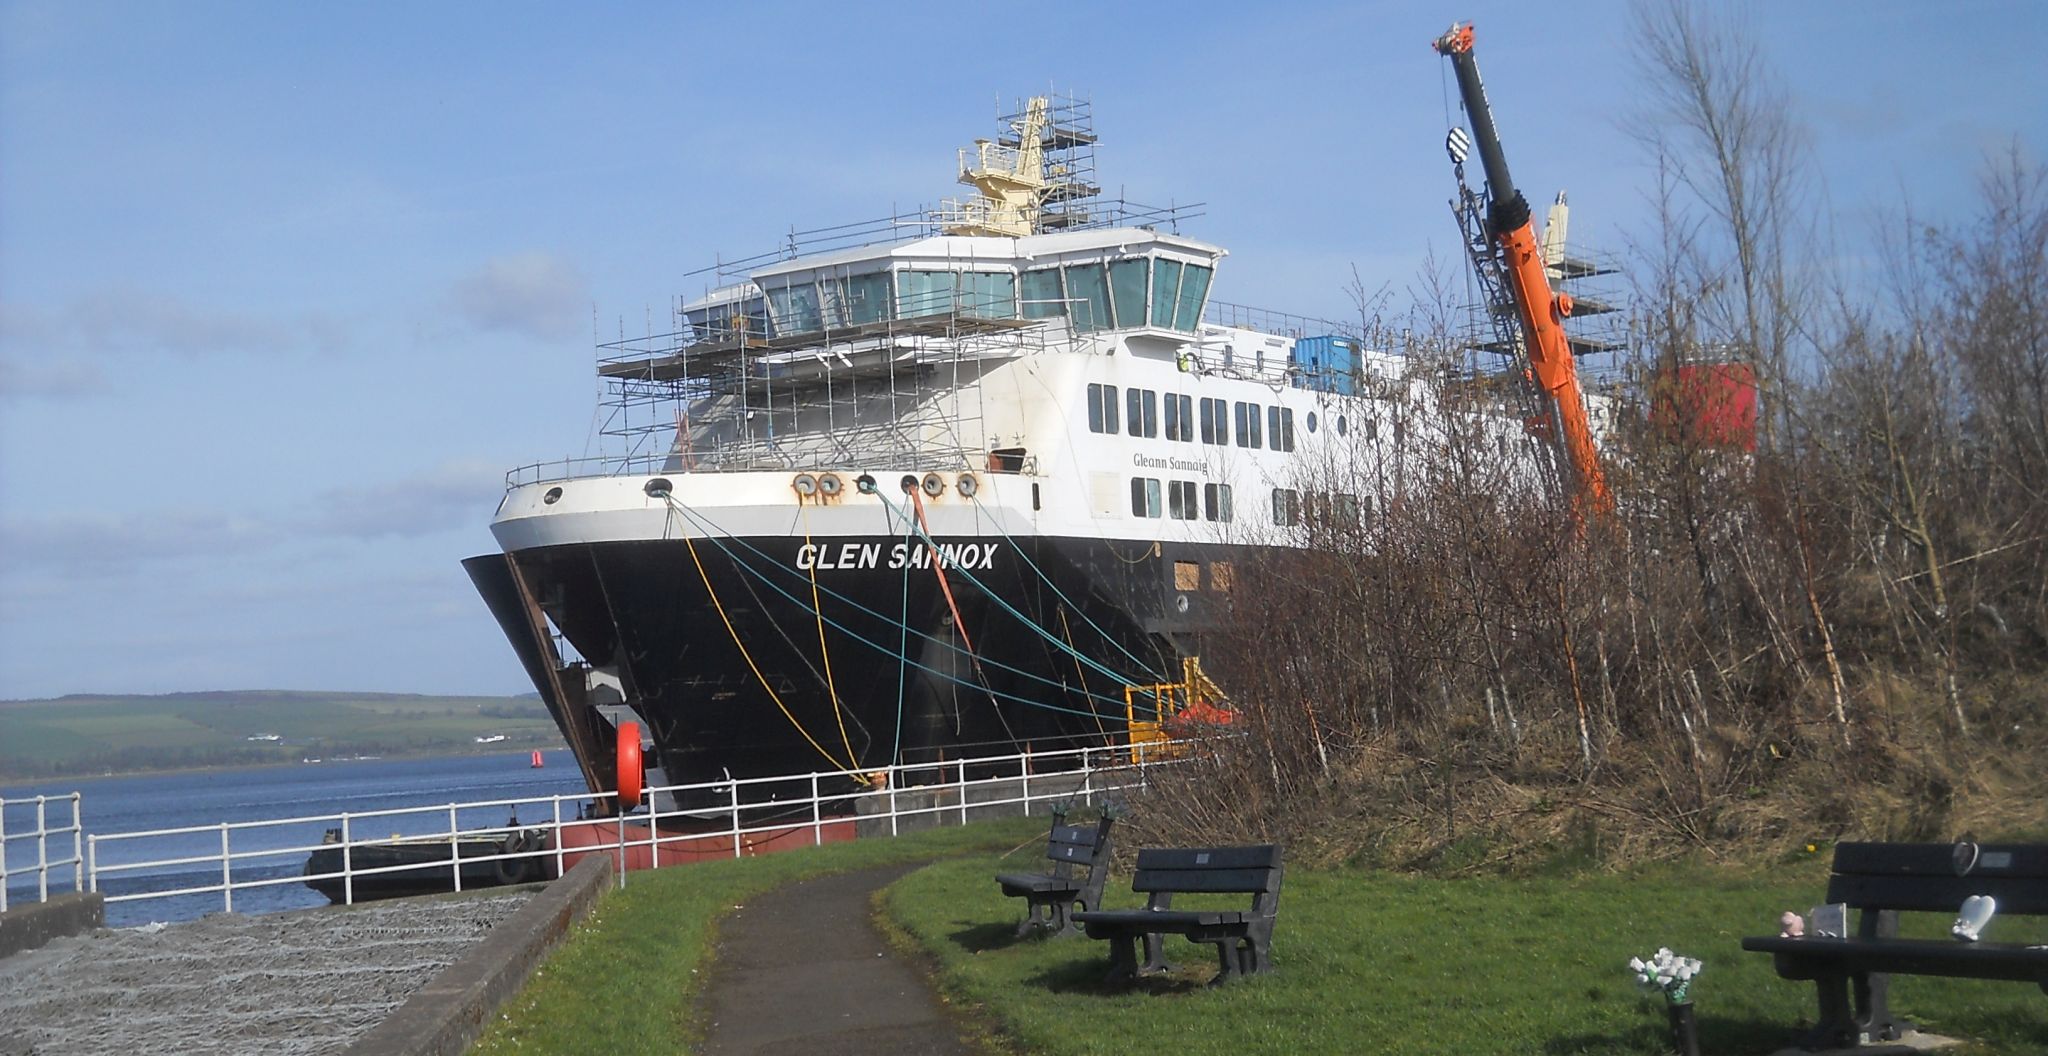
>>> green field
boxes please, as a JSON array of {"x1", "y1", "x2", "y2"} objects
[
  {"x1": 0, "y1": 690, "x2": 563, "y2": 780},
  {"x1": 477, "y1": 819, "x2": 2048, "y2": 1055}
]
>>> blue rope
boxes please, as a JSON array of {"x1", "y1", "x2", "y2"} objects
[
  {"x1": 964, "y1": 491, "x2": 1167, "y2": 681},
  {"x1": 661, "y1": 497, "x2": 1129, "y2": 720}
]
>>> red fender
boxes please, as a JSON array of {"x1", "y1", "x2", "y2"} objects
[{"x1": 616, "y1": 722, "x2": 643, "y2": 810}]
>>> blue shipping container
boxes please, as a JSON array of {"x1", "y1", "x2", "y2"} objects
[{"x1": 1290, "y1": 336, "x2": 1358, "y2": 396}]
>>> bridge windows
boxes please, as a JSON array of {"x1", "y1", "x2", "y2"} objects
[
  {"x1": 1126, "y1": 388, "x2": 1159, "y2": 439},
  {"x1": 1233, "y1": 401, "x2": 1263, "y2": 448},
  {"x1": 1199, "y1": 398, "x2": 1228, "y2": 445},
  {"x1": 1130, "y1": 476, "x2": 1162, "y2": 518},
  {"x1": 1086, "y1": 383, "x2": 1120, "y2": 434},
  {"x1": 1267, "y1": 406, "x2": 1296, "y2": 452},
  {"x1": 1163, "y1": 394, "x2": 1194, "y2": 442},
  {"x1": 1271, "y1": 488, "x2": 1301, "y2": 526},
  {"x1": 1203, "y1": 483, "x2": 1233, "y2": 522}
]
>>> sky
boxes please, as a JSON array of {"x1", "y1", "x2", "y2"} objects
[{"x1": 1, "y1": 1, "x2": 2041, "y2": 700}]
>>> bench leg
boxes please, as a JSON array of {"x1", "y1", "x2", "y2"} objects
[
  {"x1": 1017, "y1": 899, "x2": 1047, "y2": 938},
  {"x1": 1852, "y1": 970, "x2": 1910, "y2": 1044},
  {"x1": 1139, "y1": 931, "x2": 1168, "y2": 975},
  {"x1": 1105, "y1": 933, "x2": 1138, "y2": 982},
  {"x1": 1048, "y1": 899, "x2": 1083, "y2": 937},
  {"x1": 1798, "y1": 971, "x2": 1858, "y2": 1051}
]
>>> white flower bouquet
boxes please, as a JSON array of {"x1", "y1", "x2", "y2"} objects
[{"x1": 1629, "y1": 946, "x2": 1703, "y2": 1004}]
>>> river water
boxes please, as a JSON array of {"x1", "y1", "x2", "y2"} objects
[{"x1": 1, "y1": 751, "x2": 588, "y2": 926}]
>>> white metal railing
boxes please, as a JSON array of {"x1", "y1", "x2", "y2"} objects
[
  {"x1": 77, "y1": 742, "x2": 1180, "y2": 922},
  {"x1": 1, "y1": 793, "x2": 86, "y2": 912}
]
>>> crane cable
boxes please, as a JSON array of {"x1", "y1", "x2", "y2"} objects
[
  {"x1": 796, "y1": 493, "x2": 862, "y2": 771},
  {"x1": 908, "y1": 487, "x2": 1016, "y2": 743},
  {"x1": 674, "y1": 504, "x2": 854, "y2": 774}
]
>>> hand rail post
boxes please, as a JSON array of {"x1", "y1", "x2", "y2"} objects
[
  {"x1": 647, "y1": 790, "x2": 662, "y2": 872},
  {"x1": 957, "y1": 761, "x2": 968, "y2": 826},
  {"x1": 888, "y1": 765, "x2": 898, "y2": 838},
  {"x1": 341, "y1": 813, "x2": 354, "y2": 905},
  {"x1": 552, "y1": 797, "x2": 565, "y2": 881},
  {"x1": 70, "y1": 793, "x2": 84, "y2": 893},
  {"x1": 37, "y1": 795, "x2": 49, "y2": 903},
  {"x1": 219, "y1": 823, "x2": 232, "y2": 913},
  {"x1": 729, "y1": 781, "x2": 742, "y2": 860},
  {"x1": 810, "y1": 773, "x2": 822, "y2": 847},
  {"x1": 615, "y1": 809, "x2": 626, "y2": 890},
  {"x1": 1021, "y1": 746, "x2": 1032, "y2": 816},
  {"x1": 449, "y1": 805, "x2": 463, "y2": 893},
  {"x1": 0, "y1": 798, "x2": 8, "y2": 913},
  {"x1": 86, "y1": 834, "x2": 97, "y2": 896}
]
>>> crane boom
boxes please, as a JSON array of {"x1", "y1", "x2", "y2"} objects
[{"x1": 1433, "y1": 22, "x2": 1614, "y2": 516}]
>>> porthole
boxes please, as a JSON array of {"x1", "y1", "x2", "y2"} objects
[
  {"x1": 543, "y1": 486, "x2": 563, "y2": 505},
  {"x1": 644, "y1": 478, "x2": 673, "y2": 499},
  {"x1": 818, "y1": 473, "x2": 843, "y2": 496},
  {"x1": 899, "y1": 474, "x2": 919, "y2": 494},
  {"x1": 855, "y1": 473, "x2": 878, "y2": 494},
  {"x1": 956, "y1": 473, "x2": 979, "y2": 498},
  {"x1": 1174, "y1": 594, "x2": 1191, "y2": 614},
  {"x1": 921, "y1": 472, "x2": 944, "y2": 497},
  {"x1": 1336, "y1": 415, "x2": 1348, "y2": 437},
  {"x1": 792, "y1": 473, "x2": 818, "y2": 497},
  {"x1": 1305, "y1": 411, "x2": 1319, "y2": 434}
]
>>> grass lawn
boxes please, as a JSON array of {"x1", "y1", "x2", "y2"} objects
[
  {"x1": 883, "y1": 849, "x2": 2048, "y2": 1056},
  {"x1": 469, "y1": 816, "x2": 1046, "y2": 1056}
]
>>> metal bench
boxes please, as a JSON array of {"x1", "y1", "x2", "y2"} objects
[
  {"x1": 1740, "y1": 841, "x2": 2048, "y2": 1049},
  {"x1": 993, "y1": 812, "x2": 1115, "y2": 937},
  {"x1": 1072, "y1": 844, "x2": 1283, "y2": 983}
]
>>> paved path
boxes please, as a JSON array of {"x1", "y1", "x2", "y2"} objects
[{"x1": 699, "y1": 865, "x2": 971, "y2": 1056}]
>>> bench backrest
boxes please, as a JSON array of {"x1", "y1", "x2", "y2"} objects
[
  {"x1": 1825, "y1": 842, "x2": 2048, "y2": 915},
  {"x1": 1044, "y1": 816, "x2": 1114, "y2": 877},
  {"x1": 1133, "y1": 844, "x2": 1283, "y2": 909}
]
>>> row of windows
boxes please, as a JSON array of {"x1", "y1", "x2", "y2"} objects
[
  {"x1": 1085, "y1": 385, "x2": 1296, "y2": 452},
  {"x1": 1022, "y1": 258, "x2": 1214, "y2": 334},
  {"x1": 740, "y1": 256, "x2": 1218, "y2": 339},
  {"x1": 1131, "y1": 478, "x2": 1234, "y2": 522},
  {"x1": 1271, "y1": 488, "x2": 1368, "y2": 527}
]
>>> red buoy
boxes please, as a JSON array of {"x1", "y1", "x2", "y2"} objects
[{"x1": 616, "y1": 722, "x2": 643, "y2": 810}]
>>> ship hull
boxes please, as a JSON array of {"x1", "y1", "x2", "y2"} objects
[{"x1": 467, "y1": 531, "x2": 1236, "y2": 805}]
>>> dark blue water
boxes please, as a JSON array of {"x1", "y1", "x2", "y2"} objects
[{"x1": 2, "y1": 750, "x2": 589, "y2": 926}]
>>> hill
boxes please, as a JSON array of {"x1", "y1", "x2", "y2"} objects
[{"x1": 0, "y1": 690, "x2": 564, "y2": 781}]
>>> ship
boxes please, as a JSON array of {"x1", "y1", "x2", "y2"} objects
[{"x1": 463, "y1": 94, "x2": 1538, "y2": 811}]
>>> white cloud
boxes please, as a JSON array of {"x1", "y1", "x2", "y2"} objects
[{"x1": 449, "y1": 251, "x2": 588, "y2": 341}]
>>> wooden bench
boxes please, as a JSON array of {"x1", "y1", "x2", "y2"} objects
[
  {"x1": 994, "y1": 813, "x2": 1115, "y2": 937},
  {"x1": 1740, "y1": 841, "x2": 2048, "y2": 1049},
  {"x1": 1072, "y1": 844, "x2": 1283, "y2": 983}
]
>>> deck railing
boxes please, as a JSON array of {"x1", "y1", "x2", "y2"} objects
[
  {"x1": 68, "y1": 742, "x2": 1179, "y2": 923},
  {"x1": 0, "y1": 793, "x2": 86, "y2": 912}
]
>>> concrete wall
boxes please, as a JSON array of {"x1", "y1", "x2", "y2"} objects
[{"x1": 0, "y1": 892, "x2": 104, "y2": 960}]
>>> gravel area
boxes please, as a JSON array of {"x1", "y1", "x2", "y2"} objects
[{"x1": 0, "y1": 893, "x2": 531, "y2": 1056}]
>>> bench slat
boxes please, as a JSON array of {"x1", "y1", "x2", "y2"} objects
[
  {"x1": 1133, "y1": 845, "x2": 1282, "y2": 871},
  {"x1": 1832, "y1": 842, "x2": 2048, "y2": 879},
  {"x1": 1075, "y1": 908, "x2": 1250, "y2": 929},
  {"x1": 1825, "y1": 873, "x2": 2048, "y2": 915},
  {"x1": 1133, "y1": 867, "x2": 1280, "y2": 893},
  {"x1": 1742, "y1": 936, "x2": 2048, "y2": 984}
]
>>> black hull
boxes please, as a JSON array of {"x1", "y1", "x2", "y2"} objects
[{"x1": 466, "y1": 532, "x2": 1238, "y2": 803}]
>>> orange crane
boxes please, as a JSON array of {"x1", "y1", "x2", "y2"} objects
[{"x1": 1433, "y1": 22, "x2": 1614, "y2": 517}]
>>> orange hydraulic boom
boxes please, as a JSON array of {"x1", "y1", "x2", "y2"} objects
[{"x1": 1433, "y1": 22, "x2": 1614, "y2": 517}]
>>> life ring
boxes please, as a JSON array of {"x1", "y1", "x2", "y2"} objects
[
  {"x1": 493, "y1": 830, "x2": 539, "y2": 886},
  {"x1": 617, "y1": 722, "x2": 644, "y2": 810}
]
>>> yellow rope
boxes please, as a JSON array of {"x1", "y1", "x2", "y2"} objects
[
  {"x1": 681, "y1": 529, "x2": 852, "y2": 773},
  {"x1": 798, "y1": 495, "x2": 862, "y2": 773},
  {"x1": 1057, "y1": 605, "x2": 1108, "y2": 739}
]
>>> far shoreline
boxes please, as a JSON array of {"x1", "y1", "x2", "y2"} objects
[{"x1": 0, "y1": 742, "x2": 572, "y2": 792}]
